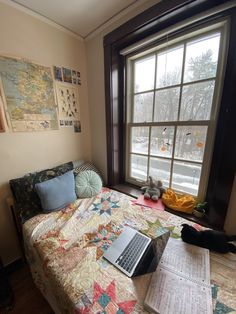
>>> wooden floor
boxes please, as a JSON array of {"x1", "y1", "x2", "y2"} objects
[{"x1": 1, "y1": 265, "x2": 53, "y2": 314}]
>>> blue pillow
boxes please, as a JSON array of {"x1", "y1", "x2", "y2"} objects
[{"x1": 35, "y1": 170, "x2": 76, "y2": 212}]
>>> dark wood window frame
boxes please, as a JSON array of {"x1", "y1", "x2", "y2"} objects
[{"x1": 104, "y1": 0, "x2": 236, "y2": 229}]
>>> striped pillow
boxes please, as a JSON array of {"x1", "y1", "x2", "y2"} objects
[{"x1": 73, "y1": 162, "x2": 103, "y2": 184}]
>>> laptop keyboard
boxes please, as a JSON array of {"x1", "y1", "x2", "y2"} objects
[{"x1": 115, "y1": 232, "x2": 149, "y2": 273}]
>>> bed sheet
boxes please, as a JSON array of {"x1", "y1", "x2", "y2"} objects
[{"x1": 23, "y1": 188, "x2": 236, "y2": 314}]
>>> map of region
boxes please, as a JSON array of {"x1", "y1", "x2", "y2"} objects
[{"x1": 0, "y1": 56, "x2": 58, "y2": 131}]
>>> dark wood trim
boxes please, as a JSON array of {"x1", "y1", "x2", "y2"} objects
[
  {"x1": 104, "y1": 0, "x2": 231, "y2": 48},
  {"x1": 104, "y1": 0, "x2": 200, "y2": 46},
  {"x1": 104, "y1": 44, "x2": 113, "y2": 187},
  {"x1": 4, "y1": 259, "x2": 24, "y2": 275},
  {"x1": 206, "y1": 10, "x2": 236, "y2": 227},
  {"x1": 6, "y1": 198, "x2": 25, "y2": 260},
  {"x1": 104, "y1": 0, "x2": 236, "y2": 229}
]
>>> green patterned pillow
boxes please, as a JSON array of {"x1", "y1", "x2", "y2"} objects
[
  {"x1": 73, "y1": 162, "x2": 103, "y2": 183},
  {"x1": 75, "y1": 170, "x2": 102, "y2": 198},
  {"x1": 9, "y1": 161, "x2": 73, "y2": 223}
]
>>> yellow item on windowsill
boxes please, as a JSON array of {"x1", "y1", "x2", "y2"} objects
[{"x1": 162, "y1": 188, "x2": 196, "y2": 214}]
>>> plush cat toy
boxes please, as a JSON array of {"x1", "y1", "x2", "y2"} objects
[
  {"x1": 181, "y1": 224, "x2": 236, "y2": 253},
  {"x1": 141, "y1": 176, "x2": 165, "y2": 201}
]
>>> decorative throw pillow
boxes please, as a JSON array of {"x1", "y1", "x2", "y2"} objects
[
  {"x1": 75, "y1": 170, "x2": 102, "y2": 198},
  {"x1": 35, "y1": 170, "x2": 76, "y2": 212},
  {"x1": 74, "y1": 162, "x2": 103, "y2": 183},
  {"x1": 9, "y1": 161, "x2": 73, "y2": 222},
  {"x1": 72, "y1": 159, "x2": 84, "y2": 169}
]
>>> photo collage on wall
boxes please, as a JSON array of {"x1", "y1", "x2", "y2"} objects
[
  {"x1": 53, "y1": 66, "x2": 81, "y2": 85},
  {"x1": 53, "y1": 65, "x2": 82, "y2": 133},
  {"x1": 55, "y1": 82, "x2": 81, "y2": 133}
]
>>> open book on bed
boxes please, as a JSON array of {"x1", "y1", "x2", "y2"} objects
[{"x1": 144, "y1": 238, "x2": 212, "y2": 314}]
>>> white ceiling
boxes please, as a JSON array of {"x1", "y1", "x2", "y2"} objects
[{"x1": 11, "y1": 0, "x2": 149, "y2": 39}]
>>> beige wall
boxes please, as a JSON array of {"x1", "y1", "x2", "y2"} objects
[
  {"x1": 85, "y1": 0, "x2": 159, "y2": 182},
  {"x1": 0, "y1": 2, "x2": 91, "y2": 265}
]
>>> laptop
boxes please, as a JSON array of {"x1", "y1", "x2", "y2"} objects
[{"x1": 103, "y1": 226, "x2": 170, "y2": 277}]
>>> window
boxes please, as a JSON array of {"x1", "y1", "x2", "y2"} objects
[{"x1": 126, "y1": 25, "x2": 227, "y2": 199}]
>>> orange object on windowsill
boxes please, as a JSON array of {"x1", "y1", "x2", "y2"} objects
[{"x1": 162, "y1": 188, "x2": 196, "y2": 214}]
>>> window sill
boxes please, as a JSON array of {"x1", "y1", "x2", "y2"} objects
[{"x1": 111, "y1": 183, "x2": 212, "y2": 229}]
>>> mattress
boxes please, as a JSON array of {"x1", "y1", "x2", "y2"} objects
[{"x1": 23, "y1": 188, "x2": 236, "y2": 313}]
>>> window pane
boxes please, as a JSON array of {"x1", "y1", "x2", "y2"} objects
[
  {"x1": 131, "y1": 127, "x2": 149, "y2": 154},
  {"x1": 134, "y1": 55, "x2": 155, "y2": 93},
  {"x1": 172, "y1": 161, "x2": 201, "y2": 196},
  {"x1": 175, "y1": 126, "x2": 207, "y2": 162},
  {"x1": 184, "y1": 33, "x2": 220, "y2": 83},
  {"x1": 150, "y1": 126, "x2": 174, "y2": 158},
  {"x1": 149, "y1": 157, "x2": 171, "y2": 187},
  {"x1": 156, "y1": 45, "x2": 184, "y2": 88},
  {"x1": 180, "y1": 81, "x2": 215, "y2": 121},
  {"x1": 154, "y1": 87, "x2": 180, "y2": 122},
  {"x1": 131, "y1": 154, "x2": 148, "y2": 181},
  {"x1": 133, "y1": 92, "x2": 153, "y2": 122}
]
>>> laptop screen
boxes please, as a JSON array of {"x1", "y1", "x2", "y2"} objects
[{"x1": 133, "y1": 230, "x2": 170, "y2": 277}]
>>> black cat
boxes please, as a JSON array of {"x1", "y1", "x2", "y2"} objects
[{"x1": 181, "y1": 224, "x2": 236, "y2": 253}]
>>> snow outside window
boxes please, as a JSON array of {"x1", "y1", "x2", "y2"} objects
[{"x1": 126, "y1": 25, "x2": 227, "y2": 199}]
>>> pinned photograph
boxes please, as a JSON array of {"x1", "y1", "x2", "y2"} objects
[
  {"x1": 77, "y1": 71, "x2": 81, "y2": 85},
  {"x1": 53, "y1": 66, "x2": 62, "y2": 81},
  {"x1": 62, "y1": 67, "x2": 72, "y2": 83},
  {"x1": 72, "y1": 70, "x2": 77, "y2": 84},
  {"x1": 74, "y1": 120, "x2": 81, "y2": 133}
]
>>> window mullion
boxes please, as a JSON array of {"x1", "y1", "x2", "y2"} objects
[
  {"x1": 127, "y1": 60, "x2": 135, "y2": 179},
  {"x1": 152, "y1": 54, "x2": 157, "y2": 121},
  {"x1": 147, "y1": 54, "x2": 158, "y2": 179},
  {"x1": 129, "y1": 121, "x2": 210, "y2": 127},
  {"x1": 131, "y1": 60, "x2": 135, "y2": 123},
  {"x1": 133, "y1": 76, "x2": 216, "y2": 96},
  {"x1": 169, "y1": 42, "x2": 187, "y2": 189}
]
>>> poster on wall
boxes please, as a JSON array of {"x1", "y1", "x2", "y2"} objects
[
  {"x1": 55, "y1": 82, "x2": 81, "y2": 132},
  {"x1": 0, "y1": 93, "x2": 5, "y2": 132},
  {"x1": 0, "y1": 56, "x2": 58, "y2": 132}
]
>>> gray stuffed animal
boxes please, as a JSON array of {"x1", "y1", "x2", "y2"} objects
[{"x1": 141, "y1": 176, "x2": 165, "y2": 201}]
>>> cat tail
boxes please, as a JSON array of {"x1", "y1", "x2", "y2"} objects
[{"x1": 228, "y1": 243, "x2": 236, "y2": 253}]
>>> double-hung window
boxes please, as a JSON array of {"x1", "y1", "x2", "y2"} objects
[{"x1": 126, "y1": 22, "x2": 228, "y2": 200}]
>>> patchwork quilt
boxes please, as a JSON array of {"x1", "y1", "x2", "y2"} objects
[{"x1": 23, "y1": 188, "x2": 236, "y2": 314}]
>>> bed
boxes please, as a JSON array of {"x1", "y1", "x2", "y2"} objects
[{"x1": 10, "y1": 162, "x2": 236, "y2": 314}]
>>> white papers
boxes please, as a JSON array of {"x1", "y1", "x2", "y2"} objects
[{"x1": 144, "y1": 238, "x2": 212, "y2": 314}]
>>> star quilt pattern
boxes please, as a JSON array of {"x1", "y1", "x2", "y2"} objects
[{"x1": 23, "y1": 188, "x2": 236, "y2": 313}]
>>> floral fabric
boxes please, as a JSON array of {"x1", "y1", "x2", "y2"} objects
[
  {"x1": 23, "y1": 188, "x2": 236, "y2": 314},
  {"x1": 9, "y1": 161, "x2": 73, "y2": 223}
]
